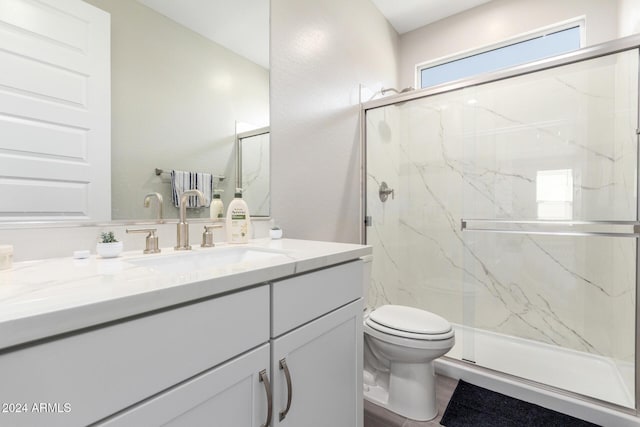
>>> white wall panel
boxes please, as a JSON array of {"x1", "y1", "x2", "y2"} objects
[
  {"x1": 0, "y1": 0, "x2": 88, "y2": 51},
  {"x1": 0, "y1": 178, "x2": 88, "y2": 218},
  {"x1": 0, "y1": 50, "x2": 87, "y2": 106},
  {"x1": 270, "y1": 0, "x2": 399, "y2": 243},
  {"x1": 0, "y1": 115, "x2": 86, "y2": 160}
]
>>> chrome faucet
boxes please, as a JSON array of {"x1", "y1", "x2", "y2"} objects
[
  {"x1": 144, "y1": 192, "x2": 164, "y2": 222},
  {"x1": 175, "y1": 189, "x2": 204, "y2": 251}
]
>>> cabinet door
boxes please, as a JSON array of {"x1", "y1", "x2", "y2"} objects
[
  {"x1": 271, "y1": 300, "x2": 363, "y2": 427},
  {"x1": 99, "y1": 344, "x2": 272, "y2": 427}
]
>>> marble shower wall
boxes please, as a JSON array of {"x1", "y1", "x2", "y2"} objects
[{"x1": 366, "y1": 50, "x2": 638, "y2": 364}]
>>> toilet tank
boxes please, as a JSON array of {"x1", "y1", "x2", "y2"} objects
[{"x1": 360, "y1": 255, "x2": 373, "y2": 310}]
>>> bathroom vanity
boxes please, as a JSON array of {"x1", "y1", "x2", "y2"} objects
[{"x1": 0, "y1": 239, "x2": 370, "y2": 427}]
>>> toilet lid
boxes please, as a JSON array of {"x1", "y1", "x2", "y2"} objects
[{"x1": 368, "y1": 305, "x2": 451, "y2": 335}]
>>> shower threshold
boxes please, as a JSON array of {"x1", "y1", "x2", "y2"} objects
[{"x1": 445, "y1": 323, "x2": 634, "y2": 408}]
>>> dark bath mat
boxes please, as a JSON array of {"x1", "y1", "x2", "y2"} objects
[{"x1": 440, "y1": 380, "x2": 601, "y2": 427}]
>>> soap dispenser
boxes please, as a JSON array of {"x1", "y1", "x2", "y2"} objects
[
  {"x1": 225, "y1": 189, "x2": 251, "y2": 244},
  {"x1": 209, "y1": 190, "x2": 224, "y2": 219}
]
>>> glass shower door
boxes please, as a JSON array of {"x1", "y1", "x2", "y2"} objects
[
  {"x1": 460, "y1": 49, "x2": 639, "y2": 408},
  {"x1": 365, "y1": 86, "x2": 479, "y2": 364}
]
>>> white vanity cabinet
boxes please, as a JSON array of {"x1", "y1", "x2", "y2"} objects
[
  {"x1": 0, "y1": 242, "x2": 369, "y2": 427},
  {"x1": 0, "y1": 285, "x2": 271, "y2": 427},
  {"x1": 270, "y1": 261, "x2": 364, "y2": 427}
]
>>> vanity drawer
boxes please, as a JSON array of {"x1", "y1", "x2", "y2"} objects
[
  {"x1": 0, "y1": 285, "x2": 269, "y2": 427},
  {"x1": 271, "y1": 260, "x2": 362, "y2": 337},
  {"x1": 97, "y1": 344, "x2": 270, "y2": 427}
]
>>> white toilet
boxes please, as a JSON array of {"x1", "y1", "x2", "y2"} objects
[{"x1": 361, "y1": 257, "x2": 455, "y2": 421}]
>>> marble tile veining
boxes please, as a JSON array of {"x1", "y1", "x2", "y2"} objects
[
  {"x1": 0, "y1": 239, "x2": 371, "y2": 349},
  {"x1": 365, "y1": 49, "x2": 638, "y2": 406}
]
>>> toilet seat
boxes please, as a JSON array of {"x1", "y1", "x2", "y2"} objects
[
  {"x1": 369, "y1": 305, "x2": 451, "y2": 334},
  {"x1": 364, "y1": 321, "x2": 455, "y2": 351},
  {"x1": 365, "y1": 318, "x2": 454, "y2": 341},
  {"x1": 365, "y1": 305, "x2": 453, "y2": 341}
]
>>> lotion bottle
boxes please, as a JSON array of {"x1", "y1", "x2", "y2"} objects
[
  {"x1": 225, "y1": 189, "x2": 251, "y2": 243},
  {"x1": 209, "y1": 190, "x2": 224, "y2": 219}
]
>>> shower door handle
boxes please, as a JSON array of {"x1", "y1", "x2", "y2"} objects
[
  {"x1": 379, "y1": 181, "x2": 395, "y2": 202},
  {"x1": 460, "y1": 219, "x2": 640, "y2": 238}
]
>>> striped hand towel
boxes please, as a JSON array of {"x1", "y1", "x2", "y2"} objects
[{"x1": 170, "y1": 170, "x2": 213, "y2": 208}]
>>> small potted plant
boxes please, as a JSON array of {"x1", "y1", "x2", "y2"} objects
[{"x1": 96, "y1": 231, "x2": 123, "y2": 258}]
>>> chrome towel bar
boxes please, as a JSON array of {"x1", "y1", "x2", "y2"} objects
[{"x1": 154, "y1": 168, "x2": 225, "y2": 181}]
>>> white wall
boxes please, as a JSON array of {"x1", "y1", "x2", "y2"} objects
[
  {"x1": 84, "y1": 0, "x2": 269, "y2": 220},
  {"x1": 270, "y1": 0, "x2": 399, "y2": 244},
  {"x1": 619, "y1": 0, "x2": 640, "y2": 37},
  {"x1": 399, "y1": 0, "x2": 621, "y2": 88}
]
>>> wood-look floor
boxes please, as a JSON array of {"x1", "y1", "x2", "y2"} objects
[{"x1": 364, "y1": 375, "x2": 458, "y2": 427}]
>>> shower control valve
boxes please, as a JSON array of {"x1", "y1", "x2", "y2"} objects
[{"x1": 379, "y1": 181, "x2": 395, "y2": 202}]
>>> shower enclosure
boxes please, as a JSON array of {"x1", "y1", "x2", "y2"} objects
[{"x1": 363, "y1": 37, "x2": 640, "y2": 412}]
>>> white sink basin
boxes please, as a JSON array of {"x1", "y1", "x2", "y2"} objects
[{"x1": 128, "y1": 246, "x2": 291, "y2": 274}]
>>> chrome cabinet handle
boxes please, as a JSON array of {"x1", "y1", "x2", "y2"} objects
[
  {"x1": 279, "y1": 358, "x2": 293, "y2": 421},
  {"x1": 259, "y1": 369, "x2": 272, "y2": 427}
]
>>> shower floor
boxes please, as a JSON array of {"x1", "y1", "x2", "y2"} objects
[{"x1": 446, "y1": 324, "x2": 634, "y2": 408}]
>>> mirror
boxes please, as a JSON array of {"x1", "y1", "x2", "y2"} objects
[
  {"x1": 236, "y1": 127, "x2": 270, "y2": 217},
  {"x1": 84, "y1": 0, "x2": 269, "y2": 220}
]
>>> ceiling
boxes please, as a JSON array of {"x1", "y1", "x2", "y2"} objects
[
  {"x1": 136, "y1": 0, "x2": 493, "y2": 69},
  {"x1": 370, "y1": 0, "x2": 494, "y2": 34}
]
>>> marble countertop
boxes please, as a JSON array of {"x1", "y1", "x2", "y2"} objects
[{"x1": 0, "y1": 238, "x2": 371, "y2": 350}]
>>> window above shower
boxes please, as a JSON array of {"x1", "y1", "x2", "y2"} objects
[{"x1": 417, "y1": 21, "x2": 583, "y2": 89}]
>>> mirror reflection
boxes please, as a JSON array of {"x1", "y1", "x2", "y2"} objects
[
  {"x1": 236, "y1": 127, "x2": 270, "y2": 217},
  {"x1": 85, "y1": 0, "x2": 269, "y2": 220}
]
